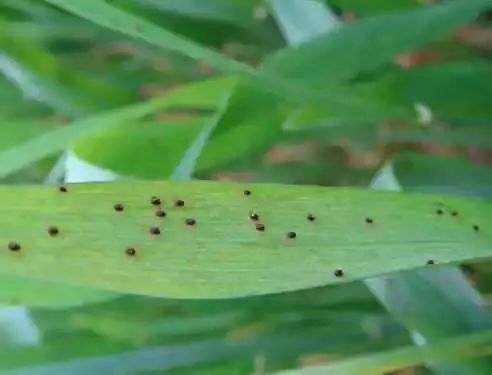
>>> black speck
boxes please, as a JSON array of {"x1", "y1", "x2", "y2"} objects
[
  {"x1": 436, "y1": 208, "x2": 443, "y2": 215},
  {"x1": 126, "y1": 247, "x2": 136, "y2": 256},
  {"x1": 185, "y1": 218, "x2": 196, "y2": 226},
  {"x1": 249, "y1": 212, "x2": 259, "y2": 221},
  {"x1": 155, "y1": 210, "x2": 166, "y2": 218},
  {"x1": 286, "y1": 231, "x2": 296, "y2": 239},
  {"x1": 473, "y1": 225, "x2": 480, "y2": 232},
  {"x1": 151, "y1": 196, "x2": 161, "y2": 206},
  {"x1": 451, "y1": 211, "x2": 459, "y2": 217},
  {"x1": 334, "y1": 269, "x2": 344, "y2": 277},
  {"x1": 114, "y1": 203, "x2": 124, "y2": 212},
  {"x1": 149, "y1": 226, "x2": 161, "y2": 235},
  {"x1": 48, "y1": 226, "x2": 59, "y2": 237},
  {"x1": 244, "y1": 189, "x2": 251, "y2": 196},
  {"x1": 58, "y1": 186, "x2": 67, "y2": 193},
  {"x1": 427, "y1": 259, "x2": 435, "y2": 265},
  {"x1": 365, "y1": 217, "x2": 374, "y2": 224},
  {"x1": 175, "y1": 199, "x2": 185, "y2": 207},
  {"x1": 307, "y1": 214, "x2": 315, "y2": 221},
  {"x1": 8, "y1": 242, "x2": 21, "y2": 252},
  {"x1": 255, "y1": 223, "x2": 265, "y2": 231}
]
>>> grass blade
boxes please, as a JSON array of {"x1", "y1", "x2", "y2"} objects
[{"x1": 0, "y1": 182, "x2": 490, "y2": 298}]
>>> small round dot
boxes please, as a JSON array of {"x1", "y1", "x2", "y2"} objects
[
  {"x1": 334, "y1": 269, "x2": 344, "y2": 277},
  {"x1": 155, "y1": 210, "x2": 166, "y2": 218},
  {"x1": 365, "y1": 217, "x2": 374, "y2": 224},
  {"x1": 427, "y1": 259, "x2": 435, "y2": 265},
  {"x1": 244, "y1": 189, "x2": 251, "y2": 196},
  {"x1": 125, "y1": 247, "x2": 136, "y2": 256},
  {"x1": 8, "y1": 242, "x2": 21, "y2": 252},
  {"x1": 286, "y1": 231, "x2": 296, "y2": 239},
  {"x1": 58, "y1": 186, "x2": 67, "y2": 193},
  {"x1": 185, "y1": 218, "x2": 196, "y2": 226},
  {"x1": 451, "y1": 211, "x2": 459, "y2": 217},
  {"x1": 307, "y1": 214, "x2": 315, "y2": 221},
  {"x1": 149, "y1": 226, "x2": 160, "y2": 235},
  {"x1": 249, "y1": 212, "x2": 259, "y2": 221},
  {"x1": 48, "y1": 226, "x2": 59, "y2": 237},
  {"x1": 114, "y1": 203, "x2": 124, "y2": 212},
  {"x1": 151, "y1": 196, "x2": 161, "y2": 206},
  {"x1": 175, "y1": 199, "x2": 185, "y2": 207},
  {"x1": 473, "y1": 225, "x2": 480, "y2": 232},
  {"x1": 255, "y1": 223, "x2": 265, "y2": 231},
  {"x1": 436, "y1": 208, "x2": 443, "y2": 215}
]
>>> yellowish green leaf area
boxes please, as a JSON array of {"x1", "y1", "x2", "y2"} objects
[{"x1": 0, "y1": 181, "x2": 490, "y2": 299}]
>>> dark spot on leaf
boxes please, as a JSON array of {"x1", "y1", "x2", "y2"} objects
[
  {"x1": 255, "y1": 223, "x2": 265, "y2": 231},
  {"x1": 334, "y1": 269, "x2": 344, "y2": 277},
  {"x1": 151, "y1": 196, "x2": 161, "y2": 206},
  {"x1": 427, "y1": 259, "x2": 435, "y2": 265},
  {"x1": 185, "y1": 218, "x2": 196, "y2": 226},
  {"x1": 114, "y1": 203, "x2": 124, "y2": 212},
  {"x1": 249, "y1": 212, "x2": 259, "y2": 221},
  {"x1": 244, "y1": 189, "x2": 251, "y2": 196},
  {"x1": 8, "y1": 242, "x2": 21, "y2": 252},
  {"x1": 58, "y1": 186, "x2": 67, "y2": 193},
  {"x1": 286, "y1": 231, "x2": 296, "y2": 239},
  {"x1": 149, "y1": 226, "x2": 160, "y2": 235},
  {"x1": 436, "y1": 208, "x2": 443, "y2": 215},
  {"x1": 155, "y1": 210, "x2": 166, "y2": 218},
  {"x1": 451, "y1": 211, "x2": 459, "y2": 217},
  {"x1": 48, "y1": 226, "x2": 59, "y2": 237},
  {"x1": 125, "y1": 247, "x2": 136, "y2": 256},
  {"x1": 365, "y1": 217, "x2": 374, "y2": 224},
  {"x1": 175, "y1": 199, "x2": 185, "y2": 207},
  {"x1": 307, "y1": 214, "x2": 315, "y2": 221},
  {"x1": 473, "y1": 225, "x2": 480, "y2": 232}
]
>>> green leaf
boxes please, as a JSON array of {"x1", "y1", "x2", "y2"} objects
[
  {"x1": 0, "y1": 182, "x2": 490, "y2": 298},
  {"x1": 262, "y1": 0, "x2": 491, "y2": 87},
  {"x1": 0, "y1": 76, "x2": 233, "y2": 178},
  {"x1": 274, "y1": 330, "x2": 492, "y2": 375}
]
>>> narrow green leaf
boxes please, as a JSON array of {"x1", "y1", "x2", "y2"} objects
[
  {"x1": 262, "y1": 0, "x2": 490, "y2": 86},
  {"x1": 275, "y1": 330, "x2": 492, "y2": 375},
  {"x1": 0, "y1": 182, "x2": 490, "y2": 298}
]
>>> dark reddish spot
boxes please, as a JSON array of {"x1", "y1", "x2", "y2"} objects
[
  {"x1": 334, "y1": 269, "x2": 344, "y2": 277},
  {"x1": 244, "y1": 189, "x2": 251, "y2": 196},
  {"x1": 48, "y1": 226, "x2": 59, "y2": 237},
  {"x1": 249, "y1": 212, "x2": 259, "y2": 221},
  {"x1": 114, "y1": 203, "x2": 124, "y2": 212},
  {"x1": 8, "y1": 242, "x2": 21, "y2": 252},
  {"x1": 451, "y1": 211, "x2": 459, "y2": 217},
  {"x1": 255, "y1": 223, "x2": 265, "y2": 231},
  {"x1": 286, "y1": 231, "x2": 296, "y2": 239},
  {"x1": 175, "y1": 199, "x2": 185, "y2": 207},
  {"x1": 307, "y1": 214, "x2": 315, "y2": 221},
  {"x1": 155, "y1": 210, "x2": 166, "y2": 218},
  {"x1": 185, "y1": 218, "x2": 196, "y2": 226},
  {"x1": 365, "y1": 217, "x2": 374, "y2": 224},
  {"x1": 151, "y1": 196, "x2": 161, "y2": 206},
  {"x1": 473, "y1": 225, "x2": 480, "y2": 232},
  {"x1": 427, "y1": 259, "x2": 435, "y2": 265},
  {"x1": 58, "y1": 186, "x2": 67, "y2": 193},
  {"x1": 125, "y1": 247, "x2": 136, "y2": 256},
  {"x1": 436, "y1": 208, "x2": 443, "y2": 215},
  {"x1": 149, "y1": 226, "x2": 160, "y2": 235}
]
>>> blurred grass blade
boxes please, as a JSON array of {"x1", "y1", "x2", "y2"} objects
[
  {"x1": 170, "y1": 80, "x2": 236, "y2": 180},
  {"x1": 0, "y1": 76, "x2": 233, "y2": 178},
  {"x1": 42, "y1": 0, "x2": 255, "y2": 76},
  {"x1": 262, "y1": 0, "x2": 491, "y2": 86},
  {"x1": 275, "y1": 330, "x2": 492, "y2": 375},
  {"x1": 0, "y1": 182, "x2": 490, "y2": 298}
]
